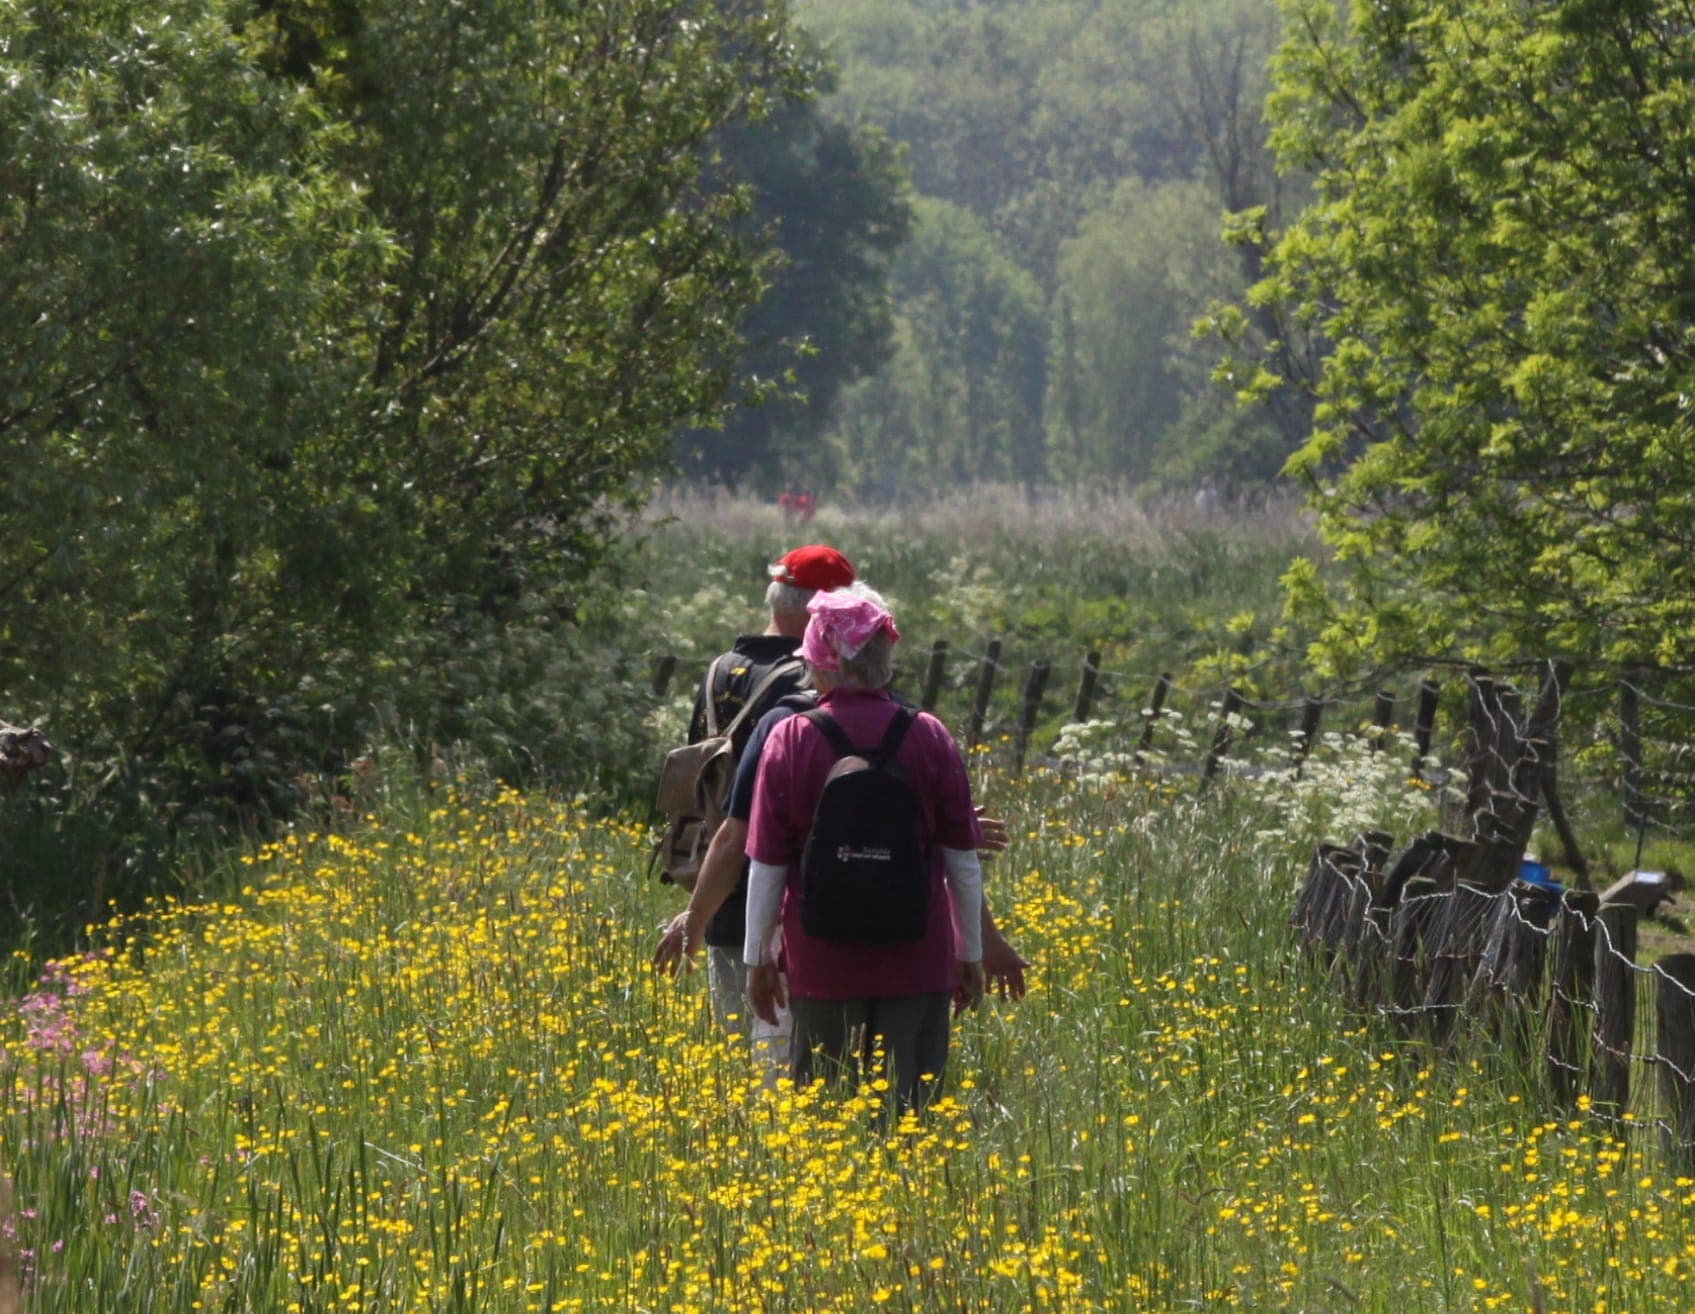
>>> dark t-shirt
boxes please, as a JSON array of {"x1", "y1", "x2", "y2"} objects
[{"x1": 694, "y1": 634, "x2": 807, "y2": 947}]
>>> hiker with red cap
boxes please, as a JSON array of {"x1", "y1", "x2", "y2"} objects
[{"x1": 661, "y1": 545, "x2": 855, "y2": 1055}]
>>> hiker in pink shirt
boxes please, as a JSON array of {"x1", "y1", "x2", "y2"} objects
[{"x1": 743, "y1": 586, "x2": 985, "y2": 1110}]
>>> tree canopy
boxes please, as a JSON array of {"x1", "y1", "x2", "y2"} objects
[
  {"x1": 799, "y1": 0, "x2": 1296, "y2": 494},
  {"x1": 1235, "y1": 0, "x2": 1695, "y2": 674},
  {"x1": 675, "y1": 57, "x2": 912, "y2": 492},
  {"x1": 0, "y1": 0, "x2": 810, "y2": 827}
]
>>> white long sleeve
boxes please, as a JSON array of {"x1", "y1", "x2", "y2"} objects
[
  {"x1": 942, "y1": 846, "x2": 984, "y2": 962},
  {"x1": 743, "y1": 860, "x2": 788, "y2": 966}
]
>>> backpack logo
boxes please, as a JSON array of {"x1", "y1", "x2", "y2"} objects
[{"x1": 836, "y1": 845, "x2": 893, "y2": 863}]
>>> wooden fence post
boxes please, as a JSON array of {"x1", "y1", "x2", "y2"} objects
[
  {"x1": 1547, "y1": 890, "x2": 1600, "y2": 1112},
  {"x1": 967, "y1": 639, "x2": 1002, "y2": 750},
  {"x1": 1389, "y1": 876, "x2": 1443, "y2": 1033},
  {"x1": 1292, "y1": 843, "x2": 1363, "y2": 965},
  {"x1": 1656, "y1": 953, "x2": 1695, "y2": 1170},
  {"x1": 1072, "y1": 651, "x2": 1101, "y2": 723},
  {"x1": 920, "y1": 640, "x2": 950, "y2": 713},
  {"x1": 1012, "y1": 660, "x2": 1052, "y2": 775},
  {"x1": 1421, "y1": 881, "x2": 1499, "y2": 1044},
  {"x1": 1372, "y1": 690, "x2": 1396, "y2": 751},
  {"x1": 1412, "y1": 677, "x2": 1441, "y2": 776},
  {"x1": 1134, "y1": 673, "x2": 1172, "y2": 765},
  {"x1": 650, "y1": 654, "x2": 679, "y2": 697},
  {"x1": 1340, "y1": 831, "x2": 1392, "y2": 1011},
  {"x1": 1470, "y1": 881, "x2": 1560, "y2": 1054},
  {"x1": 1293, "y1": 695, "x2": 1324, "y2": 778},
  {"x1": 1590, "y1": 901, "x2": 1639, "y2": 1122},
  {"x1": 1201, "y1": 687, "x2": 1247, "y2": 786},
  {"x1": 1464, "y1": 669, "x2": 1519, "y2": 826},
  {"x1": 1620, "y1": 680, "x2": 1645, "y2": 832}
]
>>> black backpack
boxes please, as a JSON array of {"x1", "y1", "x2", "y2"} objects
[{"x1": 797, "y1": 706, "x2": 930, "y2": 944}]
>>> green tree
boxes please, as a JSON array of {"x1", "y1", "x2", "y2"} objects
[
  {"x1": 675, "y1": 64, "x2": 912, "y2": 491},
  {"x1": 0, "y1": 0, "x2": 390, "y2": 806},
  {"x1": 1, "y1": 0, "x2": 808, "y2": 855},
  {"x1": 1236, "y1": 0, "x2": 1695, "y2": 673},
  {"x1": 1046, "y1": 179, "x2": 1215, "y2": 485},
  {"x1": 830, "y1": 197, "x2": 1048, "y2": 492},
  {"x1": 805, "y1": 0, "x2": 1295, "y2": 491}
]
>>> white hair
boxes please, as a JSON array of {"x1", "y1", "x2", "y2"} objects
[
  {"x1": 837, "y1": 580, "x2": 889, "y2": 610},
  {"x1": 836, "y1": 630, "x2": 896, "y2": 690},
  {"x1": 764, "y1": 580, "x2": 814, "y2": 615}
]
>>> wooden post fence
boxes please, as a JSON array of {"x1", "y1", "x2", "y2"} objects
[
  {"x1": 967, "y1": 640, "x2": 1002, "y2": 749},
  {"x1": 1412, "y1": 677, "x2": 1440, "y2": 776},
  {"x1": 1201, "y1": 687, "x2": 1246, "y2": 786},
  {"x1": 1372, "y1": 690, "x2": 1396, "y2": 751},
  {"x1": 1590, "y1": 901, "x2": 1639, "y2": 1122},
  {"x1": 1135, "y1": 673, "x2": 1172, "y2": 765},
  {"x1": 1072, "y1": 651, "x2": 1102, "y2": 723},
  {"x1": 1294, "y1": 696, "x2": 1324, "y2": 778},
  {"x1": 1547, "y1": 890, "x2": 1600, "y2": 1112},
  {"x1": 1655, "y1": 953, "x2": 1695, "y2": 1170},
  {"x1": 920, "y1": 640, "x2": 950, "y2": 713},
  {"x1": 1013, "y1": 661, "x2": 1051, "y2": 775}
]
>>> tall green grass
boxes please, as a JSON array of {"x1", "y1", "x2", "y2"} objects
[
  {"x1": 2, "y1": 736, "x2": 1689, "y2": 1312},
  {"x1": 631, "y1": 485, "x2": 1319, "y2": 692}
]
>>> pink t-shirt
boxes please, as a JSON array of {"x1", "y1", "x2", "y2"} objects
[{"x1": 746, "y1": 687, "x2": 982, "y2": 999}]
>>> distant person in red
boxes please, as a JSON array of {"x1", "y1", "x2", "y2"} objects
[
  {"x1": 778, "y1": 490, "x2": 797, "y2": 525},
  {"x1": 795, "y1": 489, "x2": 817, "y2": 525}
]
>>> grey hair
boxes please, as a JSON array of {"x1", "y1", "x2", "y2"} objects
[
  {"x1": 765, "y1": 580, "x2": 814, "y2": 615},
  {"x1": 835, "y1": 630, "x2": 896, "y2": 690}
]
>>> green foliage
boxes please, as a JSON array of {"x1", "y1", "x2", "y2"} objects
[
  {"x1": 1245, "y1": 0, "x2": 1695, "y2": 672},
  {"x1": 676, "y1": 57, "x2": 914, "y2": 491},
  {"x1": 0, "y1": 0, "x2": 813, "y2": 934},
  {"x1": 802, "y1": 0, "x2": 1295, "y2": 491},
  {"x1": 634, "y1": 486, "x2": 1323, "y2": 712},
  {"x1": 828, "y1": 198, "x2": 1049, "y2": 493},
  {"x1": 1047, "y1": 177, "x2": 1274, "y2": 485}
]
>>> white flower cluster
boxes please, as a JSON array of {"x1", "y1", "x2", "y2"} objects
[{"x1": 1238, "y1": 727, "x2": 1459, "y2": 846}]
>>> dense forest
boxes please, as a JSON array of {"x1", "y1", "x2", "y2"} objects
[{"x1": 678, "y1": 0, "x2": 1303, "y2": 496}]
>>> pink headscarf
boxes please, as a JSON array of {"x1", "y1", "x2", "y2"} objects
[{"x1": 801, "y1": 589, "x2": 900, "y2": 672}]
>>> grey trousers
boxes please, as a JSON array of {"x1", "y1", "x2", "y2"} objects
[
  {"x1": 788, "y1": 991, "x2": 952, "y2": 1113},
  {"x1": 706, "y1": 945, "x2": 791, "y2": 1080}
]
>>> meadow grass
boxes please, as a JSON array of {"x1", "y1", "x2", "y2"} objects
[
  {"x1": 3, "y1": 488, "x2": 1689, "y2": 1311},
  {"x1": 3, "y1": 738, "x2": 1692, "y2": 1313},
  {"x1": 629, "y1": 485, "x2": 1319, "y2": 699}
]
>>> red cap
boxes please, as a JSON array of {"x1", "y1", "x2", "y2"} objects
[{"x1": 769, "y1": 544, "x2": 855, "y2": 592}]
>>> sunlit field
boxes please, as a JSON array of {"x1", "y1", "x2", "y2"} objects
[{"x1": 4, "y1": 743, "x2": 1691, "y2": 1313}]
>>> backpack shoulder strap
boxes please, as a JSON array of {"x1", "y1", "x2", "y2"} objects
[
  {"x1": 870, "y1": 706, "x2": 916, "y2": 766},
  {"x1": 698, "y1": 654, "x2": 730, "y2": 738},
  {"x1": 801, "y1": 707, "x2": 859, "y2": 759},
  {"x1": 722, "y1": 655, "x2": 804, "y2": 741}
]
